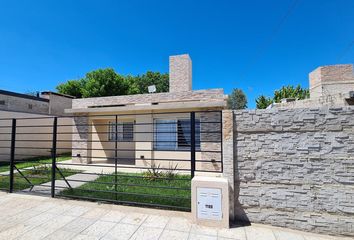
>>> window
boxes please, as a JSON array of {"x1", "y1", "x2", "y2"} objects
[
  {"x1": 28, "y1": 104, "x2": 33, "y2": 109},
  {"x1": 108, "y1": 122, "x2": 134, "y2": 141},
  {"x1": 154, "y1": 119, "x2": 177, "y2": 150},
  {"x1": 0, "y1": 100, "x2": 5, "y2": 105},
  {"x1": 154, "y1": 119, "x2": 200, "y2": 150}
]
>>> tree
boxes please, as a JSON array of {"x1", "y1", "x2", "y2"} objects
[
  {"x1": 55, "y1": 68, "x2": 169, "y2": 98},
  {"x1": 56, "y1": 79, "x2": 85, "y2": 98},
  {"x1": 273, "y1": 85, "x2": 309, "y2": 103},
  {"x1": 81, "y1": 68, "x2": 127, "y2": 98},
  {"x1": 255, "y1": 84, "x2": 309, "y2": 109},
  {"x1": 255, "y1": 95, "x2": 273, "y2": 109},
  {"x1": 227, "y1": 88, "x2": 247, "y2": 110},
  {"x1": 125, "y1": 71, "x2": 169, "y2": 95}
]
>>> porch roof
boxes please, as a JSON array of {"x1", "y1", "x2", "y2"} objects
[{"x1": 65, "y1": 100, "x2": 225, "y2": 114}]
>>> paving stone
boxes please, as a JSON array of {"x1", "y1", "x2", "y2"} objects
[
  {"x1": 71, "y1": 234, "x2": 101, "y2": 240},
  {"x1": 189, "y1": 233, "x2": 218, "y2": 240},
  {"x1": 43, "y1": 229, "x2": 78, "y2": 240},
  {"x1": 141, "y1": 214, "x2": 170, "y2": 228},
  {"x1": 100, "y1": 210, "x2": 126, "y2": 223},
  {"x1": 40, "y1": 214, "x2": 77, "y2": 230},
  {"x1": 273, "y1": 230, "x2": 306, "y2": 240},
  {"x1": 218, "y1": 227, "x2": 247, "y2": 239},
  {"x1": 159, "y1": 229, "x2": 189, "y2": 240},
  {"x1": 120, "y1": 212, "x2": 148, "y2": 225},
  {"x1": 61, "y1": 217, "x2": 97, "y2": 233},
  {"x1": 16, "y1": 226, "x2": 58, "y2": 240},
  {"x1": 81, "y1": 220, "x2": 116, "y2": 237},
  {"x1": 129, "y1": 226, "x2": 163, "y2": 240},
  {"x1": 24, "y1": 212, "x2": 58, "y2": 227},
  {"x1": 165, "y1": 216, "x2": 192, "y2": 232},
  {"x1": 81, "y1": 207, "x2": 109, "y2": 219},
  {"x1": 190, "y1": 224, "x2": 218, "y2": 236},
  {"x1": 102, "y1": 223, "x2": 139, "y2": 240},
  {"x1": 62, "y1": 205, "x2": 91, "y2": 217},
  {"x1": 244, "y1": 226, "x2": 276, "y2": 240},
  {"x1": 0, "y1": 223, "x2": 37, "y2": 240}
]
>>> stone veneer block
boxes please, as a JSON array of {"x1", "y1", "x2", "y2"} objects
[{"x1": 232, "y1": 106, "x2": 354, "y2": 237}]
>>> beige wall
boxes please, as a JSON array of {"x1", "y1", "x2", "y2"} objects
[
  {"x1": 0, "y1": 110, "x2": 72, "y2": 162},
  {"x1": 47, "y1": 94, "x2": 73, "y2": 116},
  {"x1": 309, "y1": 64, "x2": 354, "y2": 99},
  {"x1": 0, "y1": 94, "x2": 49, "y2": 114},
  {"x1": 90, "y1": 117, "x2": 135, "y2": 164},
  {"x1": 73, "y1": 112, "x2": 222, "y2": 172}
]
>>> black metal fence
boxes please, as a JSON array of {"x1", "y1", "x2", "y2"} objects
[{"x1": 0, "y1": 111, "x2": 223, "y2": 211}]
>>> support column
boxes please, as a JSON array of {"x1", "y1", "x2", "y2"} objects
[
  {"x1": 72, "y1": 115, "x2": 91, "y2": 163},
  {"x1": 221, "y1": 110, "x2": 235, "y2": 222}
]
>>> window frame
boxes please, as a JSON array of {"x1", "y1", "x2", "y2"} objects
[
  {"x1": 108, "y1": 121, "x2": 134, "y2": 142},
  {"x1": 153, "y1": 117, "x2": 201, "y2": 151}
]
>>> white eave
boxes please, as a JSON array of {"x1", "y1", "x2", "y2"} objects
[{"x1": 65, "y1": 100, "x2": 226, "y2": 114}]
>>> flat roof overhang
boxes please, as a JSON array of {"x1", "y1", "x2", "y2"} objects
[{"x1": 65, "y1": 101, "x2": 226, "y2": 115}]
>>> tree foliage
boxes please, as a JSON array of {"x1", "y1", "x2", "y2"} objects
[
  {"x1": 273, "y1": 85, "x2": 309, "y2": 103},
  {"x1": 56, "y1": 68, "x2": 169, "y2": 98},
  {"x1": 227, "y1": 88, "x2": 248, "y2": 110},
  {"x1": 125, "y1": 71, "x2": 169, "y2": 95},
  {"x1": 255, "y1": 95, "x2": 273, "y2": 109},
  {"x1": 56, "y1": 80, "x2": 85, "y2": 98},
  {"x1": 81, "y1": 68, "x2": 127, "y2": 98},
  {"x1": 255, "y1": 84, "x2": 309, "y2": 109}
]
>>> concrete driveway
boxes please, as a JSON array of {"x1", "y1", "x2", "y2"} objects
[{"x1": 0, "y1": 192, "x2": 350, "y2": 240}]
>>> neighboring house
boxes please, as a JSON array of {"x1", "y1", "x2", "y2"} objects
[
  {"x1": 271, "y1": 64, "x2": 354, "y2": 108},
  {"x1": 66, "y1": 54, "x2": 227, "y2": 171},
  {"x1": 0, "y1": 89, "x2": 74, "y2": 115},
  {"x1": 0, "y1": 90, "x2": 74, "y2": 161}
]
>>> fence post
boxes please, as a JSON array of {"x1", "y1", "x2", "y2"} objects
[
  {"x1": 114, "y1": 115, "x2": 118, "y2": 200},
  {"x1": 190, "y1": 112, "x2": 196, "y2": 178},
  {"x1": 51, "y1": 117, "x2": 57, "y2": 198},
  {"x1": 9, "y1": 119, "x2": 16, "y2": 193}
]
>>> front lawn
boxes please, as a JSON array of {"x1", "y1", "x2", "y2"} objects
[
  {"x1": 60, "y1": 172, "x2": 191, "y2": 210},
  {"x1": 0, "y1": 153, "x2": 71, "y2": 173},
  {"x1": 0, "y1": 166, "x2": 81, "y2": 191}
]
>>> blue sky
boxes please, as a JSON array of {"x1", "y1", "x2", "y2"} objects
[{"x1": 0, "y1": 0, "x2": 353, "y2": 108}]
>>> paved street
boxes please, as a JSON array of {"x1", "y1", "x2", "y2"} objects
[{"x1": 0, "y1": 192, "x2": 350, "y2": 240}]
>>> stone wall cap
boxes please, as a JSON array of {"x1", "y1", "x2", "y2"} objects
[{"x1": 192, "y1": 176, "x2": 228, "y2": 183}]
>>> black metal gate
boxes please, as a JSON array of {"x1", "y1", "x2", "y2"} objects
[{"x1": 0, "y1": 111, "x2": 222, "y2": 211}]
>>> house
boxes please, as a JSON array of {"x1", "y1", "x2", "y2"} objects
[
  {"x1": 271, "y1": 64, "x2": 354, "y2": 108},
  {"x1": 65, "y1": 54, "x2": 227, "y2": 171},
  {"x1": 0, "y1": 89, "x2": 73, "y2": 115},
  {"x1": 0, "y1": 90, "x2": 74, "y2": 161}
]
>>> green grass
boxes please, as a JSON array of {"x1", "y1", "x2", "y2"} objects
[
  {"x1": 60, "y1": 173, "x2": 191, "y2": 210},
  {"x1": 0, "y1": 153, "x2": 71, "y2": 173},
  {"x1": 0, "y1": 166, "x2": 81, "y2": 191}
]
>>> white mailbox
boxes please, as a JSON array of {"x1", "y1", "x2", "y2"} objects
[{"x1": 197, "y1": 187, "x2": 222, "y2": 220}]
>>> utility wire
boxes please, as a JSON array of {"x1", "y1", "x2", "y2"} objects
[
  {"x1": 239, "y1": 0, "x2": 301, "y2": 81},
  {"x1": 337, "y1": 40, "x2": 354, "y2": 62}
]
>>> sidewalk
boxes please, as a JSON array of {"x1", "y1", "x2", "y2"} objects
[{"x1": 0, "y1": 192, "x2": 350, "y2": 240}]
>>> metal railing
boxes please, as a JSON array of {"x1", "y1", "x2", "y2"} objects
[{"x1": 0, "y1": 110, "x2": 223, "y2": 211}]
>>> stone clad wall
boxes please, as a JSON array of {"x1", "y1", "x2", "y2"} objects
[
  {"x1": 232, "y1": 107, "x2": 354, "y2": 236},
  {"x1": 72, "y1": 89, "x2": 225, "y2": 109}
]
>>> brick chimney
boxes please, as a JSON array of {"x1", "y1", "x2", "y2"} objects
[{"x1": 169, "y1": 54, "x2": 192, "y2": 92}]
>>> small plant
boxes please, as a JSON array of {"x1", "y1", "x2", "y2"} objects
[
  {"x1": 28, "y1": 165, "x2": 50, "y2": 176},
  {"x1": 143, "y1": 162, "x2": 162, "y2": 180},
  {"x1": 164, "y1": 162, "x2": 179, "y2": 180}
]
